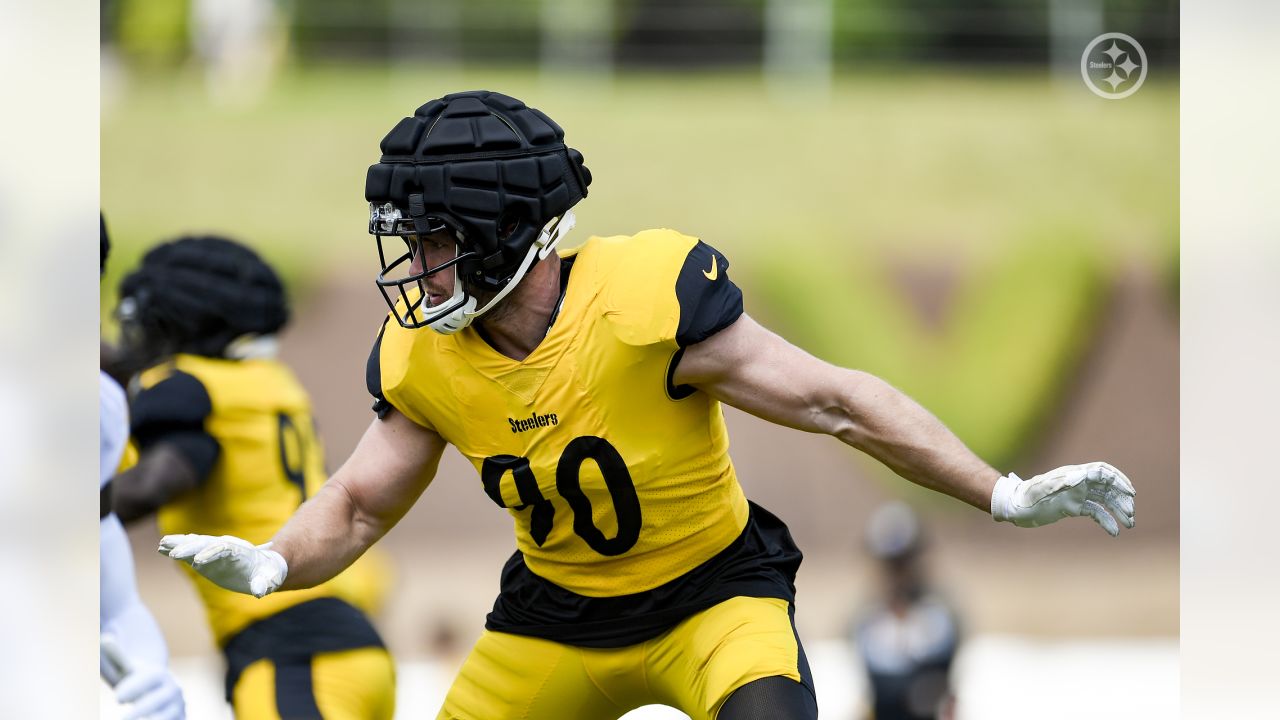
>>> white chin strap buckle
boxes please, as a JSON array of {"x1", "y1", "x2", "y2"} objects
[{"x1": 427, "y1": 293, "x2": 478, "y2": 335}]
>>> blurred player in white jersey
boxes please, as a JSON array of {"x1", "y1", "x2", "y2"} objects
[{"x1": 100, "y1": 214, "x2": 185, "y2": 720}]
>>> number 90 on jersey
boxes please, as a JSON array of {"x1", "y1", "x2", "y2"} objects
[{"x1": 481, "y1": 436, "x2": 641, "y2": 556}]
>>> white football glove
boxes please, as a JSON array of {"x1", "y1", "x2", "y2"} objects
[
  {"x1": 991, "y1": 461, "x2": 1136, "y2": 536},
  {"x1": 113, "y1": 659, "x2": 186, "y2": 720},
  {"x1": 158, "y1": 534, "x2": 288, "y2": 598}
]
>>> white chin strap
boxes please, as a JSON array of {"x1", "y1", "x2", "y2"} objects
[
  {"x1": 223, "y1": 334, "x2": 280, "y2": 359},
  {"x1": 427, "y1": 211, "x2": 576, "y2": 335},
  {"x1": 426, "y1": 292, "x2": 477, "y2": 334}
]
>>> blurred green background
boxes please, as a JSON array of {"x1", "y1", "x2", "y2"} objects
[{"x1": 103, "y1": 68, "x2": 1176, "y2": 469}]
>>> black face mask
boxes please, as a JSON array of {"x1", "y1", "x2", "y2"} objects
[{"x1": 368, "y1": 202, "x2": 483, "y2": 330}]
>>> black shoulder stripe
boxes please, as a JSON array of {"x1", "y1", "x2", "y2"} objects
[
  {"x1": 163, "y1": 432, "x2": 222, "y2": 483},
  {"x1": 130, "y1": 370, "x2": 220, "y2": 481},
  {"x1": 130, "y1": 370, "x2": 213, "y2": 445},
  {"x1": 367, "y1": 317, "x2": 393, "y2": 419},
  {"x1": 674, "y1": 240, "x2": 744, "y2": 347}
]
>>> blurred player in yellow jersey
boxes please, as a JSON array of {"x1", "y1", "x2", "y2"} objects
[
  {"x1": 160, "y1": 92, "x2": 1137, "y2": 720},
  {"x1": 110, "y1": 236, "x2": 395, "y2": 719}
]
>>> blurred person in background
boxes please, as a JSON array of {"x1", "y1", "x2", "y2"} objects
[
  {"x1": 190, "y1": 0, "x2": 286, "y2": 107},
  {"x1": 100, "y1": 215, "x2": 187, "y2": 720},
  {"x1": 107, "y1": 235, "x2": 395, "y2": 719},
  {"x1": 158, "y1": 91, "x2": 1137, "y2": 720},
  {"x1": 851, "y1": 502, "x2": 959, "y2": 720}
]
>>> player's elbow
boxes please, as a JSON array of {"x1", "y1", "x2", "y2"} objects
[
  {"x1": 112, "y1": 487, "x2": 160, "y2": 525},
  {"x1": 814, "y1": 369, "x2": 893, "y2": 448},
  {"x1": 804, "y1": 375, "x2": 858, "y2": 440},
  {"x1": 810, "y1": 400, "x2": 859, "y2": 443},
  {"x1": 326, "y1": 474, "x2": 392, "y2": 545}
]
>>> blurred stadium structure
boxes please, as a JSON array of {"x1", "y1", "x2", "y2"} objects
[
  {"x1": 103, "y1": 0, "x2": 1178, "y2": 68},
  {"x1": 101, "y1": 1, "x2": 1178, "y2": 718}
]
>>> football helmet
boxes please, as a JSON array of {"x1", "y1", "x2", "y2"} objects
[
  {"x1": 364, "y1": 90, "x2": 591, "y2": 332},
  {"x1": 116, "y1": 235, "x2": 289, "y2": 362}
]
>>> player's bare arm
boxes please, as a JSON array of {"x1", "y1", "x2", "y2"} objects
[
  {"x1": 112, "y1": 445, "x2": 202, "y2": 523},
  {"x1": 674, "y1": 313, "x2": 1000, "y2": 509},
  {"x1": 272, "y1": 408, "x2": 445, "y2": 590},
  {"x1": 160, "y1": 407, "x2": 445, "y2": 596},
  {"x1": 674, "y1": 313, "x2": 1136, "y2": 533}
]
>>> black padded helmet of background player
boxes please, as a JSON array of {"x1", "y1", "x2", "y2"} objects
[
  {"x1": 116, "y1": 235, "x2": 289, "y2": 364},
  {"x1": 364, "y1": 90, "x2": 591, "y2": 333}
]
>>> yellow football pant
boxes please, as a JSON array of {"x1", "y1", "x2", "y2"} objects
[
  {"x1": 231, "y1": 646, "x2": 396, "y2": 719},
  {"x1": 439, "y1": 596, "x2": 809, "y2": 720}
]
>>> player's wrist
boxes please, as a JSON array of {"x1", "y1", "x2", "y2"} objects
[
  {"x1": 253, "y1": 542, "x2": 289, "y2": 597},
  {"x1": 264, "y1": 548, "x2": 288, "y2": 576},
  {"x1": 259, "y1": 541, "x2": 288, "y2": 570},
  {"x1": 990, "y1": 472, "x2": 1022, "y2": 522}
]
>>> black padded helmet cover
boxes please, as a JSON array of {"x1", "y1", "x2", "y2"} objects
[
  {"x1": 364, "y1": 90, "x2": 591, "y2": 289},
  {"x1": 118, "y1": 236, "x2": 289, "y2": 359}
]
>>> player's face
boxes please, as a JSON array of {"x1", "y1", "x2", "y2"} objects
[
  {"x1": 408, "y1": 229, "x2": 459, "y2": 306},
  {"x1": 881, "y1": 555, "x2": 923, "y2": 603}
]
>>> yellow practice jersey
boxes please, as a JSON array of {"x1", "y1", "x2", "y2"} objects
[
  {"x1": 132, "y1": 354, "x2": 388, "y2": 646},
  {"x1": 370, "y1": 229, "x2": 802, "y2": 647}
]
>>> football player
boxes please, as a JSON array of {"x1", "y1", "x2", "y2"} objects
[
  {"x1": 100, "y1": 214, "x2": 187, "y2": 720},
  {"x1": 110, "y1": 236, "x2": 395, "y2": 719},
  {"x1": 159, "y1": 91, "x2": 1137, "y2": 720}
]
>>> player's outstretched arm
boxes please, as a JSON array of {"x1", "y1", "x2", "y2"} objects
[
  {"x1": 674, "y1": 314, "x2": 1135, "y2": 535},
  {"x1": 272, "y1": 408, "x2": 446, "y2": 589},
  {"x1": 160, "y1": 408, "x2": 445, "y2": 595}
]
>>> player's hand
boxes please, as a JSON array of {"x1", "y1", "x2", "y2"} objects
[
  {"x1": 158, "y1": 534, "x2": 288, "y2": 598},
  {"x1": 114, "y1": 661, "x2": 185, "y2": 720},
  {"x1": 990, "y1": 461, "x2": 1136, "y2": 536}
]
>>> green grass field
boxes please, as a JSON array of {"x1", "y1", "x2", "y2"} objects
[
  {"x1": 103, "y1": 66, "x2": 1176, "y2": 279},
  {"x1": 102, "y1": 65, "x2": 1177, "y2": 469}
]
